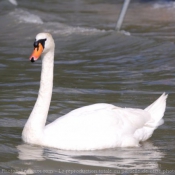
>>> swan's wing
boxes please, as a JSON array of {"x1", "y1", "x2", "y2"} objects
[
  {"x1": 45, "y1": 103, "x2": 117, "y2": 133},
  {"x1": 45, "y1": 103, "x2": 151, "y2": 138}
]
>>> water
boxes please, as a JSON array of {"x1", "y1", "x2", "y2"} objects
[{"x1": 0, "y1": 0, "x2": 175, "y2": 174}]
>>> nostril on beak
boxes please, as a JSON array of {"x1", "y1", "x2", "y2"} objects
[{"x1": 31, "y1": 57, "x2": 35, "y2": 62}]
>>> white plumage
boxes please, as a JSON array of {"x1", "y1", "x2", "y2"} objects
[{"x1": 22, "y1": 33, "x2": 168, "y2": 150}]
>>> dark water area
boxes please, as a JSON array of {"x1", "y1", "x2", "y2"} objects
[{"x1": 0, "y1": 0, "x2": 175, "y2": 174}]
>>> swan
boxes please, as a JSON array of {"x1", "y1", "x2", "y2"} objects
[{"x1": 22, "y1": 33, "x2": 168, "y2": 150}]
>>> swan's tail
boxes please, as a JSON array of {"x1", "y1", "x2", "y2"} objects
[
  {"x1": 134, "y1": 93, "x2": 168, "y2": 142},
  {"x1": 144, "y1": 92, "x2": 168, "y2": 127}
]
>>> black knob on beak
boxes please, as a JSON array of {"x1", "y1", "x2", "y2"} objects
[{"x1": 31, "y1": 57, "x2": 35, "y2": 62}]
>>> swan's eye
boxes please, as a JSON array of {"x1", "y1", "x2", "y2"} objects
[
  {"x1": 39, "y1": 39, "x2": 47, "y2": 49},
  {"x1": 33, "y1": 39, "x2": 46, "y2": 51},
  {"x1": 33, "y1": 40, "x2": 38, "y2": 48}
]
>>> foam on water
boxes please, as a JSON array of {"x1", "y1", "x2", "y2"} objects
[
  {"x1": 45, "y1": 25, "x2": 108, "y2": 36},
  {"x1": 8, "y1": 8, "x2": 131, "y2": 36},
  {"x1": 9, "y1": 9, "x2": 43, "y2": 24},
  {"x1": 8, "y1": 0, "x2": 18, "y2": 6},
  {"x1": 153, "y1": 2, "x2": 175, "y2": 9},
  {"x1": 44, "y1": 23, "x2": 130, "y2": 36},
  {"x1": 8, "y1": 9, "x2": 108, "y2": 35}
]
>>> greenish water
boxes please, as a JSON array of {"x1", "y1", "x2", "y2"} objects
[{"x1": 0, "y1": 0, "x2": 175, "y2": 174}]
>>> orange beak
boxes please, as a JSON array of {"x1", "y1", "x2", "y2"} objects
[{"x1": 29, "y1": 43, "x2": 44, "y2": 62}]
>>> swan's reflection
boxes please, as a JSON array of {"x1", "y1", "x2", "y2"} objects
[
  {"x1": 17, "y1": 142, "x2": 164, "y2": 170},
  {"x1": 17, "y1": 144, "x2": 45, "y2": 161}
]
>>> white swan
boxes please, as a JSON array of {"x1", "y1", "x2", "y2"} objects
[{"x1": 22, "y1": 33, "x2": 168, "y2": 150}]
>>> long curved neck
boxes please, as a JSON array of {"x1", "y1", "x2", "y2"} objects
[
  {"x1": 31, "y1": 51, "x2": 54, "y2": 126},
  {"x1": 22, "y1": 50, "x2": 54, "y2": 143}
]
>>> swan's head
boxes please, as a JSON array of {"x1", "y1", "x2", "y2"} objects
[{"x1": 29, "y1": 33, "x2": 55, "y2": 62}]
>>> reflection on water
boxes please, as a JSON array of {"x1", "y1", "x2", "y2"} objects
[
  {"x1": 17, "y1": 142, "x2": 164, "y2": 170},
  {"x1": 17, "y1": 144, "x2": 45, "y2": 161}
]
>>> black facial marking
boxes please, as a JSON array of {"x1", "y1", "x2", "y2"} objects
[
  {"x1": 33, "y1": 39, "x2": 38, "y2": 48},
  {"x1": 33, "y1": 38, "x2": 47, "y2": 51},
  {"x1": 39, "y1": 39, "x2": 47, "y2": 48}
]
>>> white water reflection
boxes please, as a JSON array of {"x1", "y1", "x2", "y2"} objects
[
  {"x1": 17, "y1": 142, "x2": 164, "y2": 170},
  {"x1": 17, "y1": 144, "x2": 45, "y2": 161}
]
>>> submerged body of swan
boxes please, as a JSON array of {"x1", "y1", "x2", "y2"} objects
[{"x1": 22, "y1": 33, "x2": 168, "y2": 151}]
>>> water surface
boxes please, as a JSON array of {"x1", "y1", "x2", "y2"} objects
[{"x1": 0, "y1": 0, "x2": 175, "y2": 174}]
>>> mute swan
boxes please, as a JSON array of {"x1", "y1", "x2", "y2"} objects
[{"x1": 22, "y1": 33, "x2": 168, "y2": 150}]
